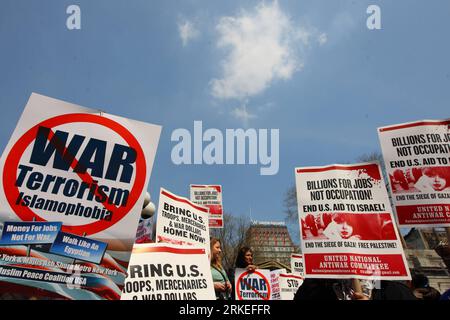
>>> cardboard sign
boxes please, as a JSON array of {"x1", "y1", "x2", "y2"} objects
[
  {"x1": 0, "y1": 221, "x2": 61, "y2": 245},
  {"x1": 269, "y1": 268, "x2": 286, "y2": 300},
  {"x1": 279, "y1": 273, "x2": 303, "y2": 300},
  {"x1": 0, "y1": 93, "x2": 161, "y2": 299},
  {"x1": 290, "y1": 253, "x2": 304, "y2": 276},
  {"x1": 121, "y1": 243, "x2": 215, "y2": 300},
  {"x1": 190, "y1": 185, "x2": 223, "y2": 228},
  {"x1": 295, "y1": 162, "x2": 410, "y2": 280},
  {"x1": 156, "y1": 188, "x2": 210, "y2": 252},
  {"x1": 378, "y1": 120, "x2": 450, "y2": 227},
  {"x1": 235, "y1": 268, "x2": 271, "y2": 300},
  {"x1": 49, "y1": 231, "x2": 108, "y2": 264}
]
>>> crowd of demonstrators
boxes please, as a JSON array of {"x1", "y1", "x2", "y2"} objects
[
  {"x1": 209, "y1": 240, "x2": 450, "y2": 301},
  {"x1": 293, "y1": 274, "x2": 450, "y2": 301},
  {"x1": 209, "y1": 238, "x2": 232, "y2": 300},
  {"x1": 294, "y1": 278, "x2": 417, "y2": 301}
]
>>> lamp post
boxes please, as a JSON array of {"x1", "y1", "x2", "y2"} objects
[{"x1": 142, "y1": 191, "x2": 156, "y2": 219}]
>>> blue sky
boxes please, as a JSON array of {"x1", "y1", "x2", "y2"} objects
[{"x1": 1, "y1": 0, "x2": 449, "y2": 243}]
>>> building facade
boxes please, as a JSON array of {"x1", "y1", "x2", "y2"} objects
[
  {"x1": 245, "y1": 220, "x2": 297, "y2": 268},
  {"x1": 404, "y1": 249, "x2": 450, "y2": 293},
  {"x1": 405, "y1": 228, "x2": 449, "y2": 250},
  {"x1": 404, "y1": 227, "x2": 450, "y2": 293}
]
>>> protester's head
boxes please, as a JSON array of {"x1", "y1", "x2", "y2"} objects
[
  {"x1": 235, "y1": 246, "x2": 253, "y2": 268},
  {"x1": 412, "y1": 273, "x2": 429, "y2": 289},
  {"x1": 331, "y1": 214, "x2": 354, "y2": 239},
  {"x1": 210, "y1": 237, "x2": 222, "y2": 268},
  {"x1": 421, "y1": 167, "x2": 450, "y2": 191}
]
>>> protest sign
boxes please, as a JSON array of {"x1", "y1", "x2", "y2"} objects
[
  {"x1": 0, "y1": 93, "x2": 161, "y2": 299},
  {"x1": 235, "y1": 268, "x2": 271, "y2": 300},
  {"x1": 290, "y1": 253, "x2": 304, "y2": 276},
  {"x1": 378, "y1": 120, "x2": 450, "y2": 227},
  {"x1": 295, "y1": 163, "x2": 410, "y2": 280},
  {"x1": 135, "y1": 216, "x2": 154, "y2": 244},
  {"x1": 156, "y1": 188, "x2": 210, "y2": 252},
  {"x1": 121, "y1": 243, "x2": 215, "y2": 300},
  {"x1": 269, "y1": 268, "x2": 286, "y2": 300},
  {"x1": 279, "y1": 273, "x2": 303, "y2": 300},
  {"x1": 190, "y1": 185, "x2": 223, "y2": 228}
]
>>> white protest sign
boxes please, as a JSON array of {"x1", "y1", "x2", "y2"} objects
[
  {"x1": 135, "y1": 216, "x2": 154, "y2": 243},
  {"x1": 0, "y1": 93, "x2": 161, "y2": 299},
  {"x1": 378, "y1": 119, "x2": 450, "y2": 227},
  {"x1": 269, "y1": 268, "x2": 286, "y2": 300},
  {"x1": 155, "y1": 188, "x2": 210, "y2": 252},
  {"x1": 190, "y1": 184, "x2": 223, "y2": 228},
  {"x1": 290, "y1": 253, "x2": 304, "y2": 276},
  {"x1": 295, "y1": 162, "x2": 410, "y2": 280},
  {"x1": 279, "y1": 273, "x2": 303, "y2": 300},
  {"x1": 121, "y1": 243, "x2": 215, "y2": 300},
  {"x1": 235, "y1": 268, "x2": 271, "y2": 300}
]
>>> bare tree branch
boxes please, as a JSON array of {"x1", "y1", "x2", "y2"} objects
[
  {"x1": 212, "y1": 213, "x2": 250, "y2": 272},
  {"x1": 283, "y1": 185, "x2": 298, "y2": 223}
]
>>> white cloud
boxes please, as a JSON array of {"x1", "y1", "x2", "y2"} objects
[
  {"x1": 231, "y1": 103, "x2": 257, "y2": 126},
  {"x1": 178, "y1": 19, "x2": 199, "y2": 46},
  {"x1": 210, "y1": 1, "x2": 311, "y2": 100},
  {"x1": 295, "y1": 28, "x2": 311, "y2": 46},
  {"x1": 318, "y1": 33, "x2": 328, "y2": 46}
]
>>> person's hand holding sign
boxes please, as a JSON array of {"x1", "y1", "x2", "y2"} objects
[
  {"x1": 226, "y1": 281, "x2": 232, "y2": 292},
  {"x1": 352, "y1": 292, "x2": 370, "y2": 300},
  {"x1": 246, "y1": 264, "x2": 258, "y2": 272},
  {"x1": 214, "y1": 282, "x2": 226, "y2": 291}
]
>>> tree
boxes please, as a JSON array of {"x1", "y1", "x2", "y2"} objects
[
  {"x1": 283, "y1": 185, "x2": 298, "y2": 224},
  {"x1": 210, "y1": 213, "x2": 251, "y2": 272}
]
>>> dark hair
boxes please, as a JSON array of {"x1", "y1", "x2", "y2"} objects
[
  {"x1": 235, "y1": 246, "x2": 253, "y2": 268},
  {"x1": 422, "y1": 167, "x2": 450, "y2": 189},
  {"x1": 412, "y1": 273, "x2": 429, "y2": 289},
  {"x1": 422, "y1": 167, "x2": 447, "y2": 178},
  {"x1": 332, "y1": 213, "x2": 346, "y2": 224},
  {"x1": 210, "y1": 237, "x2": 222, "y2": 269}
]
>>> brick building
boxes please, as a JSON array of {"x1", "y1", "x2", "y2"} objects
[
  {"x1": 404, "y1": 227, "x2": 450, "y2": 293},
  {"x1": 245, "y1": 220, "x2": 297, "y2": 268}
]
